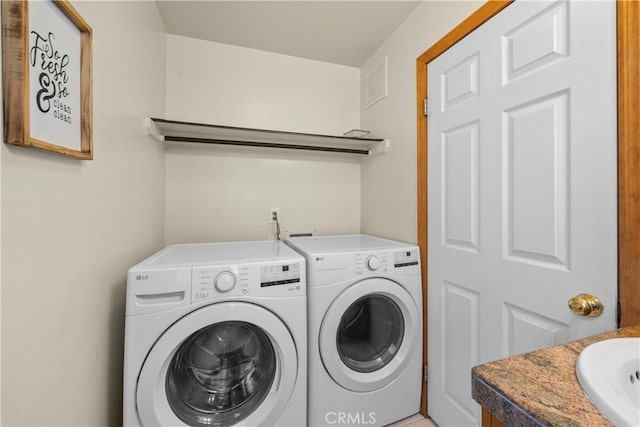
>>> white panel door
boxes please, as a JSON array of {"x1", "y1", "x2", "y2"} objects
[{"x1": 427, "y1": 1, "x2": 617, "y2": 426}]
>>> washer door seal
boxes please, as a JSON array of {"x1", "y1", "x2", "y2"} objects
[
  {"x1": 319, "y1": 278, "x2": 419, "y2": 392},
  {"x1": 136, "y1": 301, "x2": 298, "y2": 426}
]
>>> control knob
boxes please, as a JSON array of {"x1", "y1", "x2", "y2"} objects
[
  {"x1": 366, "y1": 255, "x2": 381, "y2": 271},
  {"x1": 214, "y1": 271, "x2": 236, "y2": 293}
]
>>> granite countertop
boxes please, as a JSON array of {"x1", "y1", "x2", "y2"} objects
[{"x1": 472, "y1": 325, "x2": 640, "y2": 426}]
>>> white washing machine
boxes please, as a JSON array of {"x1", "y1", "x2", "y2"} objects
[
  {"x1": 123, "y1": 241, "x2": 306, "y2": 427},
  {"x1": 285, "y1": 235, "x2": 422, "y2": 427}
]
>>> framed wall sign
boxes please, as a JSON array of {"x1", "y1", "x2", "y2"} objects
[{"x1": 2, "y1": 0, "x2": 92, "y2": 160}]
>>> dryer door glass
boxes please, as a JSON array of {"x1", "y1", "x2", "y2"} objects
[
  {"x1": 165, "y1": 321, "x2": 276, "y2": 427},
  {"x1": 337, "y1": 294, "x2": 404, "y2": 373}
]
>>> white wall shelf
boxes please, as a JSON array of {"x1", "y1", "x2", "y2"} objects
[{"x1": 146, "y1": 118, "x2": 389, "y2": 156}]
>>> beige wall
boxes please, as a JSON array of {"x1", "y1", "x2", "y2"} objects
[
  {"x1": 360, "y1": 1, "x2": 482, "y2": 243},
  {"x1": 1, "y1": 2, "x2": 166, "y2": 425},
  {"x1": 164, "y1": 36, "x2": 362, "y2": 244}
]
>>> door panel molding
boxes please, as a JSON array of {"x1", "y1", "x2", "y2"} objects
[{"x1": 416, "y1": 0, "x2": 640, "y2": 417}]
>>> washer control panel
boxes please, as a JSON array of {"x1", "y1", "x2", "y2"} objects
[
  {"x1": 260, "y1": 263, "x2": 301, "y2": 287},
  {"x1": 192, "y1": 261, "x2": 303, "y2": 303}
]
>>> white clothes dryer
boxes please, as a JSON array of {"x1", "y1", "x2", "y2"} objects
[
  {"x1": 123, "y1": 241, "x2": 306, "y2": 427},
  {"x1": 285, "y1": 235, "x2": 422, "y2": 427}
]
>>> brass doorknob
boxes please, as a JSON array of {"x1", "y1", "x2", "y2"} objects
[{"x1": 568, "y1": 293, "x2": 603, "y2": 317}]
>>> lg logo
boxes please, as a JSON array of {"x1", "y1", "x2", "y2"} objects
[
  {"x1": 135, "y1": 274, "x2": 149, "y2": 281},
  {"x1": 325, "y1": 412, "x2": 376, "y2": 425}
]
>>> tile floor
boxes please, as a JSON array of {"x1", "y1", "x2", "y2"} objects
[{"x1": 389, "y1": 414, "x2": 437, "y2": 427}]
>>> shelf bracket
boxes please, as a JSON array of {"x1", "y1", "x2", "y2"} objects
[
  {"x1": 144, "y1": 117, "x2": 165, "y2": 143},
  {"x1": 369, "y1": 139, "x2": 390, "y2": 157}
]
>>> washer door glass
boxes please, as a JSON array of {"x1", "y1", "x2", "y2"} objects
[
  {"x1": 337, "y1": 294, "x2": 404, "y2": 373},
  {"x1": 166, "y1": 321, "x2": 276, "y2": 427}
]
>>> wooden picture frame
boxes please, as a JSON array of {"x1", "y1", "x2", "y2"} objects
[{"x1": 2, "y1": 0, "x2": 92, "y2": 160}]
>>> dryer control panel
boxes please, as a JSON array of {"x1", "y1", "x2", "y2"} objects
[
  {"x1": 393, "y1": 250, "x2": 419, "y2": 268},
  {"x1": 353, "y1": 249, "x2": 420, "y2": 276},
  {"x1": 305, "y1": 248, "x2": 420, "y2": 286},
  {"x1": 355, "y1": 252, "x2": 390, "y2": 275},
  {"x1": 192, "y1": 261, "x2": 304, "y2": 303}
]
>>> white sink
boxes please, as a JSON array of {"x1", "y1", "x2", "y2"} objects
[{"x1": 576, "y1": 338, "x2": 640, "y2": 427}]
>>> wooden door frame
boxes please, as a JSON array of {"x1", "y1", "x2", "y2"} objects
[{"x1": 416, "y1": 0, "x2": 640, "y2": 416}]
